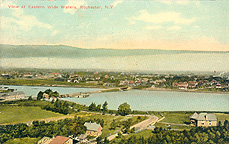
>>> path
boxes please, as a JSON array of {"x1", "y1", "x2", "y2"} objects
[
  {"x1": 107, "y1": 115, "x2": 158, "y2": 141},
  {"x1": 158, "y1": 122, "x2": 189, "y2": 126}
]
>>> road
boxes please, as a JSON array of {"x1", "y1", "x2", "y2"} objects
[{"x1": 107, "y1": 115, "x2": 158, "y2": 141}]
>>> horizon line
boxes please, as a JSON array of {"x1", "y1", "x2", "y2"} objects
[{"x1": 1, "y1": 43, "x2": 229, "y2": 52}]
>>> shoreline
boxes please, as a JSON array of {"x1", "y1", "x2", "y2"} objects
[
  {"x1": 1, "y1": 83, "x2": 229, "y2": 95},
  {"x1": 144, "y1": 88, "x2": 229, "y2": 94}
]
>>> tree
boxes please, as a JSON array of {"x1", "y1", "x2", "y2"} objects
[
  {"x1": 97, "y1": 104, "x2": 101, "y2": 111},
  {"x1": 102, "y1": 101, "x2": 108, "y2": 114},
  {"x1": 117, "y1": 102, "x2": 131, "y2": 116},
  {"x1": 89, "y1": 102, "x2": 97, "y2": 111},
  {"x1": 96, "y1": 136, "x2": 102, "y2": 144},
  {"x1": 104, "y1": 137, "x2": 109, "y2": 144},
  {"x1": 37, "y1": 91, "x2": 43, "y2": 100},
  {"x1": 28, "y1": 96, "x2": 33, "y2": 100}
]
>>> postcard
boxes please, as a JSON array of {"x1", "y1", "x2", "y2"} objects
[{"x1": 0, "y1": 0, "x2": 229, "y2": 143}]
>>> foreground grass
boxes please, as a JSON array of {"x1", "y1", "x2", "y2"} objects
[
  {"x1": 5, "y1": 137, "x2": 40, "y2": 144},
  {"x1": 0, "y1": 105, "x2": 64, "y2": 124}
]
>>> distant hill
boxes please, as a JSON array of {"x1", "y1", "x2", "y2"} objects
[{"x1": 0, "y1": 44, "x2": 227, "y2": 58}]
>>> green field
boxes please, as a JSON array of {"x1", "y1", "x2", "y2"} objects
[
  {"x1": 154, "y1": 112, "x2": 229, "y2": 130},
  {"x1": 0, "y1": 106, "x2": 64, "y2": 124},
  {"x1": 0, "y1": 78, "x2": 104, "y2": 88},
  {"x1": 160, "y1": 112, "x2": 191, "y2": 124},
  {"x1": 5, "y1": 137, "x2": 40, "y2": 144}
]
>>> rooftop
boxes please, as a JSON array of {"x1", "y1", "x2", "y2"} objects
[
  {"x1": 190, "y1": 112, "x2": 217, "y2": 121},
  {"x1": 49, "y1": 136, "x2": 70, "y2": 144},
  {"x1": 84, "y1": 122, "x2": 102, "y2": 132}
]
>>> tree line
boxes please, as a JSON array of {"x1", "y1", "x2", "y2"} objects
[{"x1": 89, "y1": 102, "x2": 131, "y2": 116}]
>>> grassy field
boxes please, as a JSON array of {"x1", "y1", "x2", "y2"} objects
[
  {"x1": 101, "y1": 88, "x2": 121, "y2": 92},
  {"x1": 160, "y1": 112, "x2": 191, "y2": 124},
  {"x1": 5, "y1": 137, "x2": 40, "y2": 144},
  {"x1": 0, "y1": 78, "x2": 104, "y2": 88},
  {"x1": 0, "y1": 105, "x2": 64, "y2": 124}
]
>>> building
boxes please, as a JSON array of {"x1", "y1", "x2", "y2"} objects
[
  {"x1": 38, "y1": 136, "x2": 73, "y2": 144},
  {"x1": 216, "y1": 84, "x2": 222, "y2": 88},
  {"x1": 84, "y1": 122, "x2": 103, "y2": 136},
  {"x1": 103, "y1": 83, "x2": 116, "y2": 87},
  {"x1": 190, "y1": 112, "x2": 217, "y2": 127},
  {"x1": 76, "y1": 134, "x2": 88, "y2": 143}
]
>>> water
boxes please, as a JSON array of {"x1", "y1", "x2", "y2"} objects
[
  {"x1": 64, "y1": 90, "x2": 229, "y2": 111},
  {"x1": 1, "y1": 85, "x2": 102, "y2": 97},
  {"x1": 1, "y1": 85, "x2": 228, "y2": 111}
]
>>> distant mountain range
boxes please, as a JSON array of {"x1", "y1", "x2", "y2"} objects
[{"x1": 1, "y1": 44, "x2": 227, "y2": 58}]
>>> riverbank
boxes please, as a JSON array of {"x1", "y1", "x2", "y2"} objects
[
  {"x1": 145, "y1": 87, "x2": 229, "y2": 94},
  {"x1": 1, "y1": 82, "x2": 228, "y2": 95}
]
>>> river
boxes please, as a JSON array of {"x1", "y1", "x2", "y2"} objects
[{"x1": 1, "y1": 85, "x2": 229, "y2": 111}]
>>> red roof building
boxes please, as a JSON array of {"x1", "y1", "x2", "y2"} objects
[{"x1": 49, "y1": 136, "x2": 72, "y2": 144}]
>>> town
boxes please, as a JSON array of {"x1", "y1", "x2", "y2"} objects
[{"x1": 1, "y1": 69, "x2": 229, "y2": 93}]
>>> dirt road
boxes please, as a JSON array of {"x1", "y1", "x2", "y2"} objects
[{"x1": 107, "y1": 115, "x2": 158, "y2": 141}]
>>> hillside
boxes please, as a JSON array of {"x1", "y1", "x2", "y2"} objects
[{"x1": 0, "y1": 44, "x2": 225, "y2": 58}]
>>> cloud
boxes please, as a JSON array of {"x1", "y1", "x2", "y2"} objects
[
  {"x1": 128, "y1": 10, "x2": 196, "y2": 25},
  {"x1": 51, "y1": 30, "x2": 59, "y2": 36},
  {"x1": 1, "y1": 2, "x2": 52, "y2": 32},
  {"x1": 1, "y1": 0, "x2": 15, "y2": 8},
  {"x1": 157, "y1": 0, "x2": 200, "y2": 5},
  {"x1": 113, "y1": 0, "x2": 123, "y2": 7},
  {"x1": 167, "y1": 26, "x2": 181, "y2": 31},
  {"x1": 146, "y1": 26, "x2": 162, "y2": 30},
  {"x1": 63, "y1": 0, "x2": 86, "y2": 14}
]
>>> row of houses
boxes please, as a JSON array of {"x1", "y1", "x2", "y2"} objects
[{"x1": 173, "y1": 80, "x2": 223, "y2": 90}]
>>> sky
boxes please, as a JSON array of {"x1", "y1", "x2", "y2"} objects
[{"x1": 1, "y1": 0, "x2": 229, "y2": 51}]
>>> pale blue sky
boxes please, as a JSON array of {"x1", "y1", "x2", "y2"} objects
[{"x1": 1, "y1": 0, "x2": 229, "y2": 51}]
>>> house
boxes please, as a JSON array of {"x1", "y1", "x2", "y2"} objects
[
  {"x1": 129, "y1": 80, "x2": 135, "y2": 87},
  {"x1": 216, "y1": 84, "x2": 222, "y2": 88},
  {"x1": 173, "y1": 82, "x2": 179, "y2": 87},
  {"x1": 103, "y1": 83, "x2": 116, "y2": 87},
  {"x1": 84, "y1": 122, "x2": 103, "y2": 136},
  {"x1": 38, "y1": 136, "x2": 73, "y2": 144},
  {"x1": 24, "y1": 73, "x2": 33, "y2": 77},
  {"x1": 76, "y1": 134, "x2": 88, "y2": 143},
  {"x1": 178, "y1": 82, "x2": 188, "y2": 90},
  {"x1": 190, "y1": 112, "x2": 217, "y2": 127},
  {"x1": 119, "y1": 80, "x2": 129, "y2": 86},
  {"x1": 188, "y1": 81, "x2": 198, "y2": 88}
]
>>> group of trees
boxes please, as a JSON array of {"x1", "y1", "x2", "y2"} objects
[
  {"x1": 0, "y1": 116, "x2": 86, "y2": 143},
  {"x1": 88, "y1": 101, "x2": 108, "y2": 114},
  {"x1": 88, "y1": 102, "x2": 131, "y2": 116},
  {"x1": 37, "y1": 89, "x2": 59, "y2": 100},
  {"x1": 114, "y1": 120, "x2": 229, "y2": 144},
  {"x1": 42, "y1": 99, "x2": 73, "y2": 115}
]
